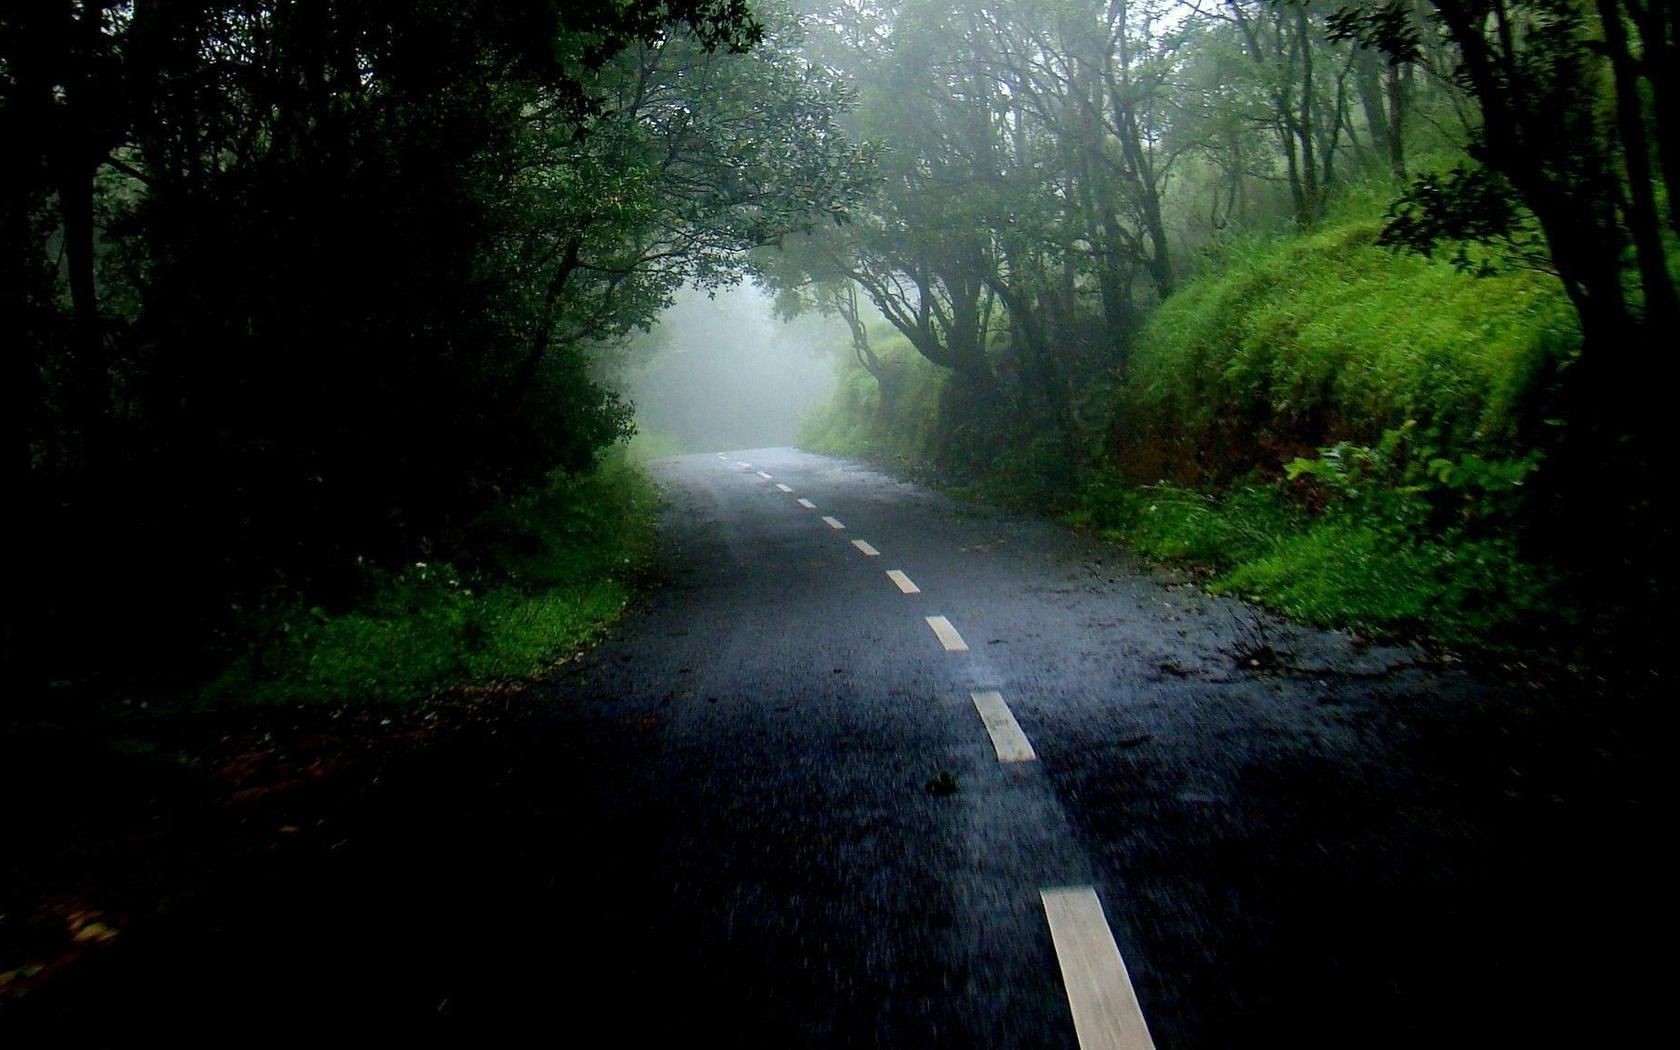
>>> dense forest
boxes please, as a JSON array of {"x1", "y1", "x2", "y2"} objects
[{"x1": 5, "y1": 0, "x2": 1675, "y2": 707}]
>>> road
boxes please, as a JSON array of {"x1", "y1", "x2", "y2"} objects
[{"x1": 12, "y1": 449, "x2": 1651, "y2": 1046}]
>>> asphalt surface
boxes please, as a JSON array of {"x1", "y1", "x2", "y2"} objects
[{"x1": 11, "y1": 448, "x2": 1654, "y2": 1046}]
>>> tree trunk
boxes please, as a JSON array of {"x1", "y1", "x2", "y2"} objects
[
  {"x1": 1596, "y1": 0, "x2": 1679, "y2": 330},
  {"x1": 1354, "y1": 46, "x2": 1391, "y2": 166},
  {"x1": 835, "y1": 284, "x2": 899, "y2": 419},
  {"x1": 1385, "y1": 60, "x2": 1408, "y2": 180},
  {"x1": 1625, "y1": 0, "x2": 1678, "y2": 232}
]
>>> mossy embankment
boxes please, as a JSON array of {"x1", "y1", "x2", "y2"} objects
[{"x1": 802, "y1": 197, "x2": 1581, "y2": 653}]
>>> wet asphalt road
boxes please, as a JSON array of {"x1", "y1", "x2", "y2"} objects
[{"x1": 13, "y1": 448, "x2": 1653, "y2": 1046}]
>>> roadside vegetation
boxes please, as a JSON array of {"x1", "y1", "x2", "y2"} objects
[
  {"x1": 6, "y1": 2, "x2": 868, "y2": 719},
  {"x1": 203, "y1": 456, "x2": 661, "y2": 709},
  {"x1": 4, "y1": 1, "x2": 858, "y2": 995},
  {"x1": 778, "y1": 0, "x2": 1674, "y2": 670},
  {"x1": 801, "y1": 189, "x2": 1584, "y2": 656}
]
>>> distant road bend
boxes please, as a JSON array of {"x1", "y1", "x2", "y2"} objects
[{"x1": 26, "y1": 448, "x2": 1648, "y2": 1047}]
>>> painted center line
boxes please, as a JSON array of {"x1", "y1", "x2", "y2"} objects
[
  {"x1": 924, "y1": 615, "x2": 969, "y2": 652},
  {"x1": 797, "y1": 498, "x2": 817, "y2": 509},
  {"x1": 1041, "y1": 887, "x2": 1155, "y2": 1050},
  {"x1": 822, "y1": 516, "x2": 846, "y2": 530},
  {"x1": 886, "y1": 569, "x2": 921, "y2": 595},
  {"x1": 970, "y1": 690, "x2": 1036, "y2": 762},
  {"x1": 736, "y1": 462, "x2": 753, "y2": 470},
  {"x1": 775, "y1": 483, "x2": 794, "y2": 493},
  {"x1": 716, "y1": 453, "x2": 727, "y2": 459},
  {"x1": 850, "y1": 539, "x2": 880, "y2": 557},
  {"x1": 757, "y1": 471, "x2": 773, "y2": 479}
]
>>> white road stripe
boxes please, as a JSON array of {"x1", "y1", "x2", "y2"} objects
[
  {"x1": 776, "y1": 483, "x2": 794, "y2": 493},
  {"x1": 736, "y1": 461, "x2": 752, "y2": 469},
  {"x1": 797, "y1": 498, "x2": 817, "y2": 509},
  {"x1": 717, "y1": 453, "x2": 727, "y2": 459},
  {"x1": 822, "y1": 516, "x2": 846, "y2": 530},
  {"x1": 1041, "y1": 887, "x2": 1156, "y2": 1050},
  {"x1": 758, "y1": 471, "x2": 773, "y2": 479},
  {"x1": 970, "y1": 690, "x2": 1036, "y2": 763},
  {"x1": 886, "y1": 569, "x2": 921, "y2": 595},
  {"x1": 924, "y1": 615, "x2": 969, "y2": 652},
  {"x1": 851, "y1": 539, "x2": 880, "y2": 557}
]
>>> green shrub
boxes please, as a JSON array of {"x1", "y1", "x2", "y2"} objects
[
  {"x1": 1115, "y1": 201, "x2": 1577, "y2": 486},
  {"x1": 799, "y1": 332, "x2": 945, "y2": 467},
  {"x1": 1069, "y1": 469, "x2": 1560, "y2": 648},
  {"x1": 205, "y1": 459, "x2": 659, "y2": 707},
  {"x1": 1216, "y1": 519, "x2": 1560, "y2": 647}
]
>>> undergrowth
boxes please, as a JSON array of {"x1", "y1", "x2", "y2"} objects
[
  {"x1": 205, "y1": 454, "x2": 660, "y2": 707},
  {"x1": 1114, "y1": 190, "x2": 1577, "y2": 487},
  {"x1": 1067, "y1": 467, "x2": 1565, "y2": 651}
]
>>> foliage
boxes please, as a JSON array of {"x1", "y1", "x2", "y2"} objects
[
  {"x1": 1066, "y1": 480, "x2": 1302, "y2": 569},
  {"x1": 812, "y1": 183, "x2": 1580, "y2": 652},
  {"x1": 205, "y1": 458, "x2": 661, "y2": 707},
  {"x1": 798, "y1": 330, "x2": 946, "y2": 467},
  {"x1": 1112, "y1": 197, "x2": 1577, "y2": 487},
  {"x1": 3, "y1": 1, "x2": 868, "y2": 703},
  {"x1": 1366, "y1": 0, "x2": 1679, "y2": 623},
  {"x1": 1067, "y1": 475, "x2": 1562, "y2": 649}
]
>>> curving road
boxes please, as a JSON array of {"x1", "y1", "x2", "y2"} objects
[{"x1": 14, "y1": 448, "x2": 1649, "y2": 1046}]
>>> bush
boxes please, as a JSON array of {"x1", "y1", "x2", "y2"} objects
[
  {"x1": 1068, "y1": 468, "x2": 1563, "y2": 650},
  {"x1": 1113, "y1": 201, "x2": 1578, "y2": 487},
  {"x1": 204, "y1": 458, "x2": 659, "y2": 707},
  {"x1": 799, "y1": 332, "x2": 945, "y2": 467}
]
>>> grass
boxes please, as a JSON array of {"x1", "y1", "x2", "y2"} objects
[
  {"x1": 798, "y1": 331, "x2": 946, "y2": 468},
  {"x1": 1066, "y1": 477, "x2": 1564, "y2": 650},
  {"x1": 1086, "y1": 193, "x2": 1579, "y2": 649},
  {"x1": 1116, "y1": 192, "x2": 1578, "y2": 486},
  {"x1": 624, "y1": 428, "x2": 684, "y2": 462},
  {"x1": 204, "y1": 454, "x2": 661, "y2": 707}
]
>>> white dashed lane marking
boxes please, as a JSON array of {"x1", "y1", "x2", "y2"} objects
[
  {"x1": 822, "y1": 516, "x2": 846, "y2": 530},
  {"x1": 851, "y1": 540, "x2": 880, "y2": 556},
  {"x1": 736, "y1": 461, "x2": 752, "y2": 469},
  {"x1": 758, "y1": 471, "x2": 773, "y2": 479},
  {"x1": 924, "y1": 615, "x2": 969, "y2": 652},
  {"x1": 1041, "y1": 887, "x2": 1156, "y2": 1050},
  {"x1": 797, "y1": 498, "x2": 817, "y2": 509},
  {"x1": 776, "y1": 483, "x2": 794, "y2": 493},
  {"x1": 885, "y1": 569, "x2": 921, "y2": 595},
  {"x1": 970, "y1": 690, "x2": 1036, "y2": 763}
]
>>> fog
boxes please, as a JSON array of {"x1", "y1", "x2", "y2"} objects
[{"x1": 626, "y1": 284, "x2": 843, "y2": 454}]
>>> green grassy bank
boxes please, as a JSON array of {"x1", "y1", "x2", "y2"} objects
[{"x1": 205, "y1": 455, "x2": 661, "y2": 708}]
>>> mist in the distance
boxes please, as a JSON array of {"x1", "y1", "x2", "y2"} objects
[{"x1": 626, "y1": 284, "x2": 840, "y2": 454}]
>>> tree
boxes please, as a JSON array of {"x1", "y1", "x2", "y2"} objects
[
  {"x1": 1365, "y1": 0, "x2": 1677, "y2": 625},
  {"x1": 0, "y1": 0, "x2": 868, "y2": 697}
]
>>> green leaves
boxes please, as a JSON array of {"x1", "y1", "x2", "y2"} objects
[{"x1": 1378, "y1": 166, "x2": 1537, "y2": 275}]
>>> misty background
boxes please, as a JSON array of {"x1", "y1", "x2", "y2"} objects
[{"x1": 625, "y1": 285, "x2": 845, "y2": 454}]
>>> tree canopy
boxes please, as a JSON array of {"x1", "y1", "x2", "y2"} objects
[{"x1": 2, "y1": 0, "x2": 870, "y2": 690}]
